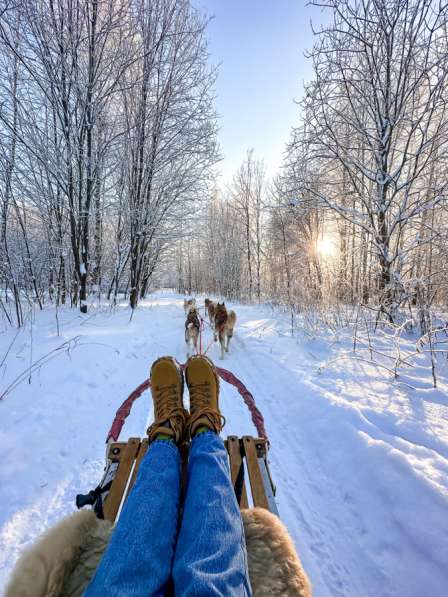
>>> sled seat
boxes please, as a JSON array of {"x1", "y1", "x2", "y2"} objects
[{"x1": 102, "y1": 436, "x2": 277, "y2": 522}]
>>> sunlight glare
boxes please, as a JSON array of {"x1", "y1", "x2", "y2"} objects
[{"x1": 316, "y1": 235, "x2": 337, "y2": 258}]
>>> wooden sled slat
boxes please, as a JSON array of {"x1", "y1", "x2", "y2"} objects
[
  {"x1": 103, "y1": 436, "x2": 276, "y2": 523},
  {"x1": 243, "y1": 436, "x2": 270, "y2": 510},
  {"x1": 227, "y1": 436, "x2": 249, "y2": 509},
  {"x1": 125, "y1": 438, "x2": 148, "y2": 501},
  {"x1": 103, "y1": 437, "x2": 140, "y2": 521}
]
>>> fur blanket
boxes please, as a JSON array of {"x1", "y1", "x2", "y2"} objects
[
  {"x1": 244, "y1": 508, "x2": 311, "y2": 596},
  {"x1": 5, "y1": 510, "x2": 112, "y2": 597},
  {"x1": 6, "y1": 508, "x2": 311, "y2": 597}
]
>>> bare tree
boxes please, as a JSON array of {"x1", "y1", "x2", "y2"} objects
[
  {"x1": 293, "y1": 0, "x2": 448, "y2": 322},
  {"x1": 230, "y1": 149, "x2": 266, "y2": 301},
  {"x1": 125, "y1": 0, "x2": 218, "y2": 308},
  {"x1": 0, "y1": 0, "x2": 218, "y2": 318}
]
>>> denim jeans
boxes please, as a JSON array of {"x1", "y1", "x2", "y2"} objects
[{"x1": 84, "y1": 432, "x2": 252, "y2": 596}]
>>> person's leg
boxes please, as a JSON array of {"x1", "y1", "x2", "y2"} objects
[
  {"x1": 173, "y1": 355, "x2": 252, "y2": 596},
  {"x1": 173, "y1": 431, "x2": 252, "y2": 596},
  {"x1": 85, "y1": 440, "x2": 181, "y2": 597},
  {"x1": 85, "y1": 356, "x2": 189, "y2": 597}
]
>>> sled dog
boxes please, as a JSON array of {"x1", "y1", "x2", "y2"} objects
[
  {"x1": 214, "y1": 302, "x2": 237, "y2": 359},
  {"x1": 185, "y1": 307, "x2": 200, "y2": 357},
  {"x1": 183, "y1": 298, "x2": 196, "y2": 315}
]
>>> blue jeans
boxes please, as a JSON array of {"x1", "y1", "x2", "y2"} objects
[{"x1": 85, "y1": 432, "x2": 252, "y2": 596}]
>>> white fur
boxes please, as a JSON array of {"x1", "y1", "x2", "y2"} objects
[
  {"x1": 185, "y1": 322, "x2": 198, "y2": 357},
  {"x1": 6, "y1": 508, "x2": 311, "y2": 597}
]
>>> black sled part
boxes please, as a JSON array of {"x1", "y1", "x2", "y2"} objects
[{"x1": 76, "y1": 460, "x2": 119, "y2": 519}]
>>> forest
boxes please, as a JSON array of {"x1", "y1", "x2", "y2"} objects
[
  {"x1": 1, "y1": 0, "x2": 447, "y2": 344},
  {"x1": 1, "y1": 2, "x2": 448, "y2": 595}
]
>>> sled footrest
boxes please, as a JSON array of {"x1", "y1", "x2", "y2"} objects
[{"x1": 103, "y1": 435, "x2": 277, "y2": 522}]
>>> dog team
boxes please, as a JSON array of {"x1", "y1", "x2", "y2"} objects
[{"x1": 183, "y1": 297, "x2": 237, "y2": 359}]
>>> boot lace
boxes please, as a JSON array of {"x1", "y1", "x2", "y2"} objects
[
  {"x1": 189, "y1": 382, "x2": 225, "y2": 431},
  {"x1": 153, "y1": 384, "x2": 185, "y2": 421},
  {"x1": 148, "y1": 384, "x2": 187, "y2": 440}
]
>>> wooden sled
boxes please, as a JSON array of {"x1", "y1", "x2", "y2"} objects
[{"x1": 96, "y1": 435, "x2": 278, "y2": 523}]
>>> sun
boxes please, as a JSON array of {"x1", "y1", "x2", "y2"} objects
[{"x1": 316, "y1": 235, "x2": 338, "y2": 258}]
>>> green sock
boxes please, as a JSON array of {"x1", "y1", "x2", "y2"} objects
[
  {"x1": 194, "y1": 426, "x2": 211, "y2": 436},
  {"x1": 155, "y1": 433, "x2": 174, "y2": 441},
  {"x1": 155, "y1": 421, "x2": 174, "y2": 442}
]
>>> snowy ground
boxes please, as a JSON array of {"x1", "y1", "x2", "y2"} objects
[{"x1": 1, "y1": 291, "x2": 447, "y2": 596}]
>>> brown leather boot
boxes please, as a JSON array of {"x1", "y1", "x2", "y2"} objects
[
  {"x1": 147, "y1": 356, "x2": 188, "y2": 443},
  {"x1": 185, "y1": 355, "x2": 225, "y2": 437}
]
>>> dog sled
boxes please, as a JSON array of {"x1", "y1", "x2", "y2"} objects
[
  {"x1": 76, "y1": 365, "x2": 278, "y2": 520},
  {"x1": 77, "y1": 436, "x2": 277, "y2": 523},
  {"x1": 6, "y1": 362, "x2": 311, "y2": 596},
  {"x1": 68, "y1": 368, "x2": 313, "y2": 596},
  {"x1": 68, "y1": 370, "x2": 315, "y2": 596}
]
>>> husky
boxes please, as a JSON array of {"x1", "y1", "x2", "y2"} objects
[
  {"x1": 185, "y1": 307, "x2": 200, "y2": 357},
  {"x1": 214, "y1": 302, "x2": 237, "y2": 359},
  {"x1": 183, "y1": 297, "x2": 196, "y2": 315},
  {"x1": 207, "y1": 300, "x2": 216, "y2": 325}
]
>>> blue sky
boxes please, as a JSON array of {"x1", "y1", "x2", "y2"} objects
[{"x1": 193, "y1": 0, "x2": 328, "y2": 182}]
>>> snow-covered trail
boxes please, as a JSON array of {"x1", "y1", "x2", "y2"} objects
[
  {"x1": 1, "y1": 292, "x2": 448, "y2": 596},
  {"x1": 230, "y1": 324, "x2": 448, "y2": 597}
]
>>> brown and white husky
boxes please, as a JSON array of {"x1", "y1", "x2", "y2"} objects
[
  {"x1": 185, "y1": 307, "x2": 200, "y2": 357},
  {"x1": 183, "y1": 297, "x2": 196, "y2": 315},
  {"x1": 214, "y1": 302, "x2": 237, "y2": 359}
]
